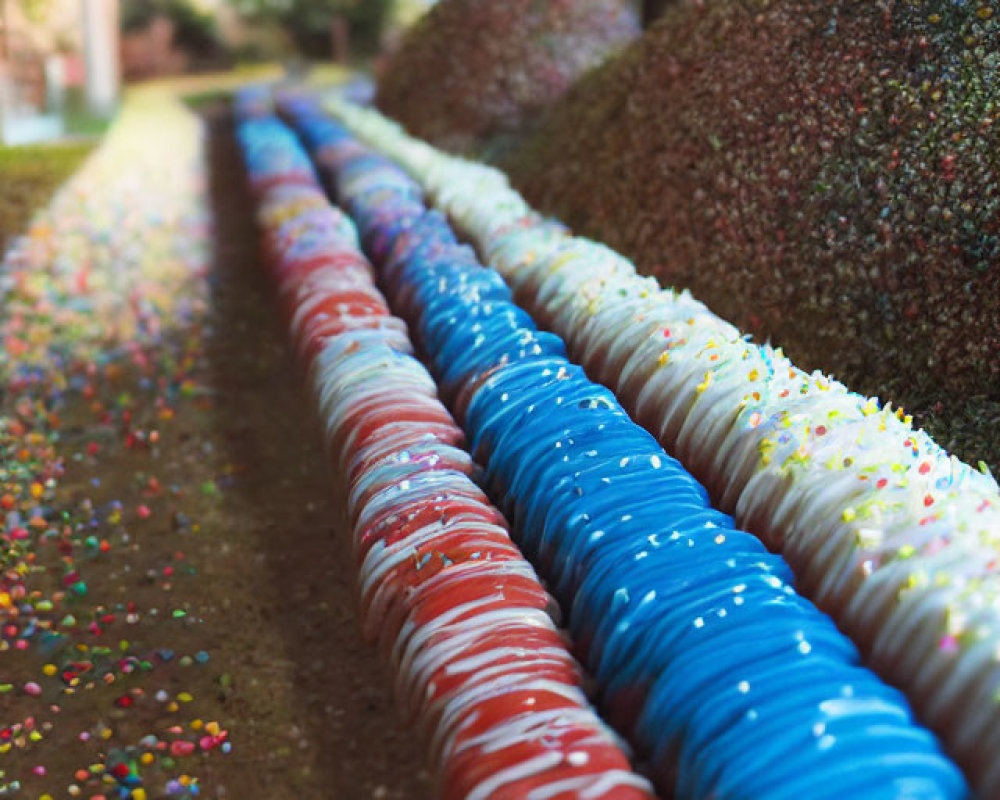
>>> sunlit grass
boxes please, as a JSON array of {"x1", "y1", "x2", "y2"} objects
[
  {"x1": 0, "y1": 141, "x2": 96, "y2": 253},
  {"x1": 1, "y1": 62, "x2": 353, "y2": 257}
]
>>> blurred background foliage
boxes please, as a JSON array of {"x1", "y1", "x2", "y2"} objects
[
  {"x1": 121, "y1": 0, "x2": 225, "y2": 57},
  {"x1": 230, "y1": 0, "x2": 393, "y2": 57},
  {"x1": 113, "y1": 0, "x2": 438, "y2": 67}
]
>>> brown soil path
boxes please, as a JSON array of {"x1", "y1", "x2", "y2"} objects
[
  {"x1": 2, "y1": 103, "x2": 430, "y2": 800},
  {"x1": 188, "y1": 104, "x2": 432, "y2": 798}
]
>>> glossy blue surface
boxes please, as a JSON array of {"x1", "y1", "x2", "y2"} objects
[{"x1": 270, "y1": 95, "x2": 969, "y2": 800}]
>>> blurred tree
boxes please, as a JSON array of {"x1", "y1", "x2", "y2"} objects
[
  {"x1": 121, "y1": 0, "x2": 224, "y2": 61},
  {"x1": 389, "y1": 0, "x2": 438, "y2": 30},
  {"x1": 230, "y1": 0, "x2": 392, "y2": 57},
  {"x1": 16, "y1": 0, "x2": 53, "y2": 24}
]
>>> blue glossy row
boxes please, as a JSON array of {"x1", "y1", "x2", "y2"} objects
[{"x1": 278, "y1": 95, "x2": 968, "y2": 799}]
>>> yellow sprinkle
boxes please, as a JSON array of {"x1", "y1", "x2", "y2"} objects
[
  {"x1": 177, "y1": 691, "x2": 193, "y2": 703},
  {"x1": 132, "y1": 789, "x2": 147, "y2": 800},
  {"x1": 167, "y1": 701, "x2": 179, "y2": 712},
  {"x1": 100, "y1": 727, "x2": 113, "y2": 740},
  {"x1": 42, "y1": 663, "x2": 57, "y2": 676},
  {"x1": 841, "y1": 507, "x2": 857, "y2": 523},
  {"x1": 140, "y1": 752, "x2": 155, "y2": 765},
  {"x1": 205, "y1": 721, "x2": 220, "y2": 736},
  {"x1": 190, "y1": 719, "x2": 203, "y2": 731}
]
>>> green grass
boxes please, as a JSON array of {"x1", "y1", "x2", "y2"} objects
[
  {"x1": 181, "y1": 87, "x2": 236, "y2": 109},
  {"x1": 63, "y1": 109, "x2": 112, "y2": 138},
  {"x1": 0, "y1": 141, "x2": 95, "y2": 254}
]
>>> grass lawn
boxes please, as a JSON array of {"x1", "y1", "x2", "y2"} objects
[
  {"x1": 0, "y1": 63, "x2": 351, "y2": 257},
  {"x1": 0, "y1": 140, "x2": 96, "y2": 254}
]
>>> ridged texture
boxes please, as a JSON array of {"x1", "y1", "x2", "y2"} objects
[
  {"x1": 233, "y1": 88, "x2": 653, "y2": 800},
  {"x1": 282, "y1": 94, "x2": 968, "y2": 800},
  {"x1": 323, "y1": 94, "x2": 1000, "y2": 797}
]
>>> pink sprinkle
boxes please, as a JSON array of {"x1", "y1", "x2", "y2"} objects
[
  {"x1": 33, "y1": 765, "x2": 46, "y2": 776},
  {"x1": 170, "y1": 740, "x2": 196, "y2": 757},
  {"x1": 939, "y1": 635, "x2": 959, "y2": 653},
  {"x1": 23, "y1": 681, "x2": 41, "y2": 697},
  {"x1": 137, "y1": 505, "x2": 152, "y2": 519}
]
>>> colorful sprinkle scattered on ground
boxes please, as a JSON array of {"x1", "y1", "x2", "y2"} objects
[{"x1": 0, "y1": 88, "x2": 428, "y2": 799}]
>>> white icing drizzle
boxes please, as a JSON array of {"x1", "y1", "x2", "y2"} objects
[
  {"x1": 238, "y1": 108, "x2": 653, "y2": 799},
  {"x1": 326, "y1": 95, "x2": 1000, "y2": 797}
]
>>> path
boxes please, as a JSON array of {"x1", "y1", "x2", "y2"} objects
[{"x1": 1, "y1": 91, "x2": 429, "y2": 799}]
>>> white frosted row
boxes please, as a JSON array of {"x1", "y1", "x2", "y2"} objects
[{"x1": 326, "y1": 96, "x2": 1000, "y2": 796}]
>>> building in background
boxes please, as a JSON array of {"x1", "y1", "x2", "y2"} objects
[{"x1": 0, "y1": 0, "x2": 119, "y2": 145}]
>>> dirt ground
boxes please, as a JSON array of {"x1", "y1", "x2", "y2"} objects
[
  {"x1": 2, "y1": 104, "x2": 430, "y2": 799},
  {"x1": 186, "y1": 104, "x2": 431, "y2": 799}
]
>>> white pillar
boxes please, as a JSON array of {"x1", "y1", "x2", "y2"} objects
[
  {"x1": 0, "y1": 0, "x2": 11, "y2": 139},
  {"x1": 45, "y1": 54, "x2": 65, "y2": 112},
  {"x1": 81, "y1": 0, "x2": 119, "y2": 116}
]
